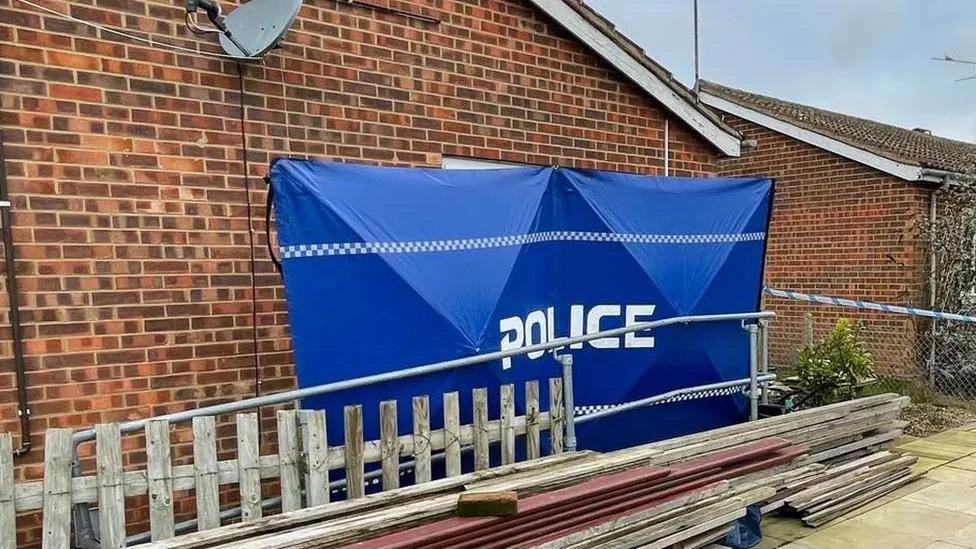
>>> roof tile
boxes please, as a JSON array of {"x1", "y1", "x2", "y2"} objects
[{"x1": 701, "y1": 80, "x2": 976, "y2": 176}]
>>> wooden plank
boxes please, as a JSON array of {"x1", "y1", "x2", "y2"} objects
[
  {"x1": 277, "y1": 410, "x2": 302, "y2": 512},
  {"x1": 443, "y1": 391, "x2": 462, "y2": 478},
  {"x1": 344, "y1": 405, "x2": 365, "y2": 499},
  {"x1": 237, "y1": 413, "x2": 262, "y2": 522},
  {"x1": 192, "y1": 416, "x2": 221, "y2": 532},
  {"x1": 140, "y1": 452, "x2": 591, "y2": 549},
  {"x1": 146, "y1": 419, "x2": 175, "y2": 541},
  {"x1": 41, "y1": 429, "x2": 73, "y2": 549},
  {"x1": 473, "y1": 387, "x2": 490, "y2": 471},
  {"x1": 95, "y1": 423, "x2": 126, "y2": 549},
  {"x1": 525, "y1": 380, "x2": 540, "y2": 460},
  {"x1": 0, "y1": 433, "x2": 15, "y2": 549},
  {"x1": 300, "y1": 410, "x2": 329, "y2": 507},
  {"x1": 550, "y1": 377, "x2": 564, "y2": 454},
  {"x1": 379, "y1": 400, "x2": 399, "y2": 491},
  {"x1": 500, "y1": 384, "x2": 516, "y2": 465},
  {"x1": 413, "y1": 395, "x2": 431, "y2": 484}
]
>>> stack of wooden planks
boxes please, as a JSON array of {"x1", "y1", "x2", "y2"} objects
[
  {"x1": 780, "y1": 451, "x2": 920, "y2": 527},
  {"x1": 147, "y1": 394, "x2": 915, "y2": 549}
]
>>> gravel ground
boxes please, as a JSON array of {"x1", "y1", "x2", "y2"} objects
[{"x1": 900, "y1": 402, "x2": 976, "y2": 438}]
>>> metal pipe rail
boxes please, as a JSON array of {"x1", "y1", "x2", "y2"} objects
[
  {"x1": 71, "y1": 309, "x2": 774, "y2": 547},
  {"x1": 71, "y1": 310, "x2": 775, "y2": 446},
  {"x1": 575, "y1": 374, "x2": 777, "y2": 424}
]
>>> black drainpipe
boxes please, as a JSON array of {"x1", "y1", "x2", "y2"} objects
[{"x1": 0, "y1": 116, "x2": 31, "y2": 457}]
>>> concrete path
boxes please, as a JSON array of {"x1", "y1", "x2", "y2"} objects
[{"x1": 760, "y1": 424, "x2": 976, "y2": 549}]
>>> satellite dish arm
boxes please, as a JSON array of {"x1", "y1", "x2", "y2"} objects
[{"x1": 185, "y1": 0, "x2": 253, "y2": 57}]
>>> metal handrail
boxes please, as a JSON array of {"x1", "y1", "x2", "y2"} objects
[{"x1": 71, "y1": 310, "x2": 775, "y2": 445}]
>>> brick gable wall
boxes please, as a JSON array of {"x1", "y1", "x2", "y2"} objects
[
  {"x1": 713, "y1": 114, "x2": 932, "y2": 374},
  {"x1": 0, "y1": 0, "x2": 720, "y2": 543}
]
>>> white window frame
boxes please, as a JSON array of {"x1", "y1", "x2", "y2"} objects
[{"x1": 441, "y1": 157, "x2": 530, "y2": 170}]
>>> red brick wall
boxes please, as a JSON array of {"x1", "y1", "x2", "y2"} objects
[
  {"x1": 0, "y1": 0, "x2": 721, "y2": 543},
  {"x1": 713, "y1": 114, "x2": 933, "y2": 375}
]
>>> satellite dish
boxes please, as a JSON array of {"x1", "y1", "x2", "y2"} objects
[{"x1": 219, "y1": 0, "x2": 303, "y2": 59}]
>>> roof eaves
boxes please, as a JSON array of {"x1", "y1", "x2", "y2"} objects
[
  {"x1": 699, "y1": 89, "x2": 925, "y2": 182},
  {"x1": 525, "y1": 0, "x2": 742, "y2": 157}
]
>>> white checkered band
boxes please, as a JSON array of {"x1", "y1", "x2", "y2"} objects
[
  {"x1": 280, "y1": 231, "x2": 766, "y2": 259},
  {"x1": 573, "y1": 384, "x2": 749, "y2": 417}
]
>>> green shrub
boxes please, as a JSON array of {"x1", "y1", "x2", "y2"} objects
[{"x1": 795, "y1": 318, "x2": 876, "y2": 406}]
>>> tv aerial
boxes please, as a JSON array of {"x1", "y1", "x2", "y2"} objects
[
  {"x1": 932, "y1": 54, "x2": 976, "y2": 83},
  {"x1": 185, "y1": 0, "x2": 303, "y2": 60}
]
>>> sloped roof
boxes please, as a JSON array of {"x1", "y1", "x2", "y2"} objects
[
  {"x1": 700, "y1": 80, "x2": 976, "y2": 176},
  {"x1": 526, "y1": 0, "x2": 741, "y2": 156}
]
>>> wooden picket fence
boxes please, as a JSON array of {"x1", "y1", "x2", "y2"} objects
[{"x1": 0, "y1": 378, "x2": 566, "y2": 548}]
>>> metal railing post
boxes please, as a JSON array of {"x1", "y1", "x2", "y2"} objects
[
  {"x1": 559, "y1": 354, "x2": 577, "y2": 452},
  {"x1": 759, "y1": 318, "x2": 770, "y2": 405},
  {"x1": 745, "y1": 323, "x2": 759, "y2": 421}
]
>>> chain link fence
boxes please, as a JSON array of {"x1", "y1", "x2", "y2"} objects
[{"x1": 763, "y1": 289, "x2": 976, "y2": 404}]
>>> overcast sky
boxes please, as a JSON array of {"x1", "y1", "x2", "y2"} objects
[{"x1": 586, "y1": 0, "x2": 976, "y2": 143}]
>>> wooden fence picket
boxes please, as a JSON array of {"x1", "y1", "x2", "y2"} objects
[
  {"x1": 525, "y1": 380, "x2": 541, "y2": 460},
  {"x1": 237, "y1": 413, "x2": 262, "y2": 521},
  {"x1": 413, "y1": 396, "x2": 431, "y2": 484},
  {"x1": 41, "y1": 429, "x2": 73, "y2": 549},
  {"x1": 379, "y1": 401, "x2": 399, "y2": 491},
  {"x1": 550, "y1": 377, "x2": 564, "y2": 454},
  {"x1": 96, "y1": 423, "x2": 126, "y2": 549},
  {"x1": 473, "y1": 387, "x2": 490, "y2": 471},
  {"x1": 443, "y1": 391, "x2": 461, "y2": 477},
  {"x1": 344, "y1": 405, "x2": 365, "y2": 499},
  {"x1": 192, "y1": 416, "x2": 221, "y2": 532},
  {"x1": 0, "y1": 433, "x2": 16, "y2": 549},
  {"x1": 500, "y1": 384, "x2": 516, "y2": 465},
  {"x1": 301, "y1": 409, "x2": 330, "y2": 507},
  {"x1": 277, "y1": 410, "x2": 302, "y2": 512},
  {"x1": 146, "y1": 419, "x2": 175, "y2": 541}
]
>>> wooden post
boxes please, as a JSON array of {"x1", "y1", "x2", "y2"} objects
[
  {"x1": 277, "y1": 410, "x2": 302, "y2": 512},
  {"x1": 42, "y1": 429, "x2": 73, "y2": 549},
  {"x1": 550, "y1": 377, "x2": 564, "y2": 454},
  {"x1": 443, "y1": 391, "x2": 461, "y2": 478},
  {"x1": 146, "y1": 419, "x2": 175, "y2": 541},
  {"x1": 300, "y1": 409, "x2": 329, "y2": 507},
  {"x1": 344, "y1": 405, "x2": 365, "y2": 499},
  {"x1": 192, "y1": 416, "x2": 221, "y2": 531},
  {"x1": 413, "y1": 395, "x2": 431, "y2": 484},
  {"x1": 96, "y1": 423, "x2": 125, "y2": 549},
  {"x1": 525, "y1": 380, "x2": 540, "y2": 460},
  {"x1": 500, "y1": 384, "x2": 516, "y2": 465},
  {"x1": 379, "y1": 400, "x2": 399, "y2": 491},
  {"x1": 473, "y1": 387, "x2": 489, "y2": 471},
  {"x1": 237, "y1": 413, "x2": 262, "y2": 521},
  {"x1": 0, "y1": 433, "x2": 16, "y2": 549}
]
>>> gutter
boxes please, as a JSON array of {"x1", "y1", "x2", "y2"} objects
[{"x1": 0, "y1": 113, "x2": 31, "y2": 457}]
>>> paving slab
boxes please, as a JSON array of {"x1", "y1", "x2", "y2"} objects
[
  {"x1": 936, "y1": 522, "x2": 976, "y2": 548},
  {"x1": 898, "y1": 440, "x2": 976, "y2": 461},
  {"x1": 927, "y1": 431, "x2": 976, "y2": 449},
  {"x1": 783, "y1": 519, "x2": 934, "y2": 549},
  {"x1": 847, "y1": 499, "x2": 976, "y2": 540},
  {"x1": 925, "y1": 465, "x2": 976, "y2": 486},
  {"x1": 902, "y1": 482, "x2": 976, "y2": 513},
  {"x1": 947, "y1": 456, "x2": 976, "y2": 472}
]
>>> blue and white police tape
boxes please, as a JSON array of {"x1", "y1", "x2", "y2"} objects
[{"x1": 764, "y1": 287, "x2": 976, "y2": 323}]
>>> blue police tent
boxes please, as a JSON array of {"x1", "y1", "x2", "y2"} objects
[{"x1": 269, "y1": 159, "x2": 773, "y2": 453}]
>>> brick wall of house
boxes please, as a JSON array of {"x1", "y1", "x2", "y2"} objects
[
  {"x1": 713, "y1": 114, "x2": 933, "y2": 376},
  {"x1": 0, "y1": 0, "x2": 722, "y2": 543}
]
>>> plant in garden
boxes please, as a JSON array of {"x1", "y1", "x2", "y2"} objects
[{"x1": 796, "y1": 318, "x2": 876, "y2": 406}]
